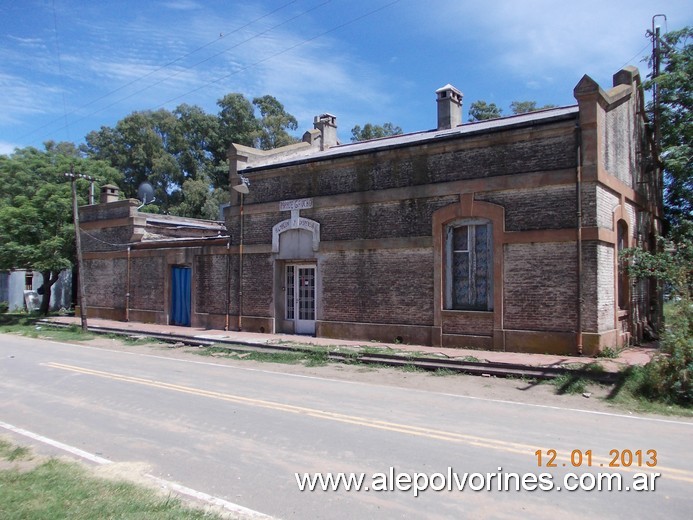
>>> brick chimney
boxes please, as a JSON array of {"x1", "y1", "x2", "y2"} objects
[
  {"x1": 100, "y1": 184, "x2": 120, "y2": 204},
  {"x1": 436, "y1": 84, "x2": 463, "y2": 130},
  {"x1": 313, "y1": 113, "x2": 338, "y2": 150}
]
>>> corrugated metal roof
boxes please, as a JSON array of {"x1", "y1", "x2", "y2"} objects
[{"x1": 240, "y1": 105, "x2": 579, "y2": 171}]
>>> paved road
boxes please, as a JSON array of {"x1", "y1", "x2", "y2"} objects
[{"x1": 1, "y1": 334, "x2": 691, "y2": 519}]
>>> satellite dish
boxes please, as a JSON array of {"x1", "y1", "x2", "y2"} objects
[{"x1": 137, "y1": 181, "x2": 155, "y2": 205}]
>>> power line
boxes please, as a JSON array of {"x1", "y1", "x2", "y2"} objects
[
  {"x1": 618, "y1": 42, "x2": 652, "y2": 71},
  {"x1": 51, "y1": 0, "x2": 70, "y2": 142},
  {"x1": 155, "y1": 0, "x2": 404, "y2": 109},
  {"x1": 17, "y1": 0, "x2": 301, "y2": 142},
  {"x1": 27, "y1": 0, "x2": 403, "y2": 144},
  {"x1": 56, "y1": 0, "x2": 333, "y2": 127}
]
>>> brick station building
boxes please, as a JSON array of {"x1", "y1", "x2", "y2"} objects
[{"x1": 81, "y1": 66, "x2": 661, "y2": 355}]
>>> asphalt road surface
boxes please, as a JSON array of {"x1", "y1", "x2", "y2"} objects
[{"x1": 1, "y1": 334, "x2": 691, "y2": 519}]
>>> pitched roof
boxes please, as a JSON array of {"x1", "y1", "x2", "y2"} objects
[{"x1": 239, "y1": 105, "x2": 579, "y2": 172}]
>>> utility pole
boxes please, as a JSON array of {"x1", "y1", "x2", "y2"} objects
[
  {"x1": 65, "y1": 168, "x2": 95, "y2": 332},
  {"x1": 651, "y1": 14, "x2": 667, "y2": 208}
]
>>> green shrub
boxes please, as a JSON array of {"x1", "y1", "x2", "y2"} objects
[
  {"x1": 632, "y1": 298, "x2": 692, "y2": 406},
  {"x1": 0, "y1": 301, "x2": 8, "y2": 314}
]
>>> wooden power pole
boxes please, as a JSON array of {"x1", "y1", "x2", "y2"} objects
[{"x1": 65, "y1": 168, "x2": 94, "y2": 332}]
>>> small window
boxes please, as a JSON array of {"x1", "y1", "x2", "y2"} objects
[
  {"x1": 445, "y1": 220, "x2": 493, "y2": 310},
  {"x1": 25, "y1": 272, "x2": 33, "y2": 291}
]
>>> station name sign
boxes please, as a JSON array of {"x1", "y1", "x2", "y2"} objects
[{"x1": 279, "y1": 198, "x2": 313, "y2": 211}]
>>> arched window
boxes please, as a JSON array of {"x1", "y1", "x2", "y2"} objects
[
  {"x1": 617, "y1": 220, "x2": 629, "y2": 310},
  {"x1": 445, "y1": 219, "x2": 493, "y2": 310}
]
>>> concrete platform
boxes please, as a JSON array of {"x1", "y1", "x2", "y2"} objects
[{"x1": 42, "y1": 316, "x2": 657, "y2": 375}]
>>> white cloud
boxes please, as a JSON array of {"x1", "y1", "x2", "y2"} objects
[
  {"x1": 0, "y1": 72, "x2": 63, "y2": 125},
  {"x1": 161, "y1": 0, "x2": 202, "y2": 11},
  {"x1": 415, "y1": 0, "x2": 692, "y2": 84},
  {"x1": 0, "y1": 141, "x2": 20, "y2": 156}
]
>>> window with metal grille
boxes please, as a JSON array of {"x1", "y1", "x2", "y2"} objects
[
  {"x1": 445, "y1": 220, "x2": 493, "y2": 310},
  {"x1": 286, "y1": 265, "x2": 295, "y2": 320}
]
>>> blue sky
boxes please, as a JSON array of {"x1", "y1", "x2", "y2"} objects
[{"x1": 1, "y1": 0, "x2": 691, "y2": 155}]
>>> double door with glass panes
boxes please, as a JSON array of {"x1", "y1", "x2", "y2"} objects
[{"x1": 285, "y1": 264, "x2": 316, "y2": 334}]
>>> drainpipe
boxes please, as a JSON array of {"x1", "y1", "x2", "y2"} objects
[
  {"x1": 225, "y1": 236, "x2": 231, "y2": 331},
  {"x1": 238, "y1": 192, "x2": 244, "y2": 331},
  {"x1": 125, "y1": 246, "x2": 131, "y2": 322},
  {"x1": 575, "y1": 123, "x2": 584, "y2": 355}
]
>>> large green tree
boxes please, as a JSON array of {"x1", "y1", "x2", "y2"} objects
[
  {"x1": 647, "y1": 26, "x2": 692, "y2": 234},
  {"x1": 84, "y1": 94, "x2": 298, "y2": 217},
  {"x1": 0, "y1": 143, "x2": 121, "y2": 314},
  {"x1": 350, "y1": 122, "x2": 403, "y2": 142},
  {"x1": 253, "y1": 95, "x2": 299, "y2": 149}
]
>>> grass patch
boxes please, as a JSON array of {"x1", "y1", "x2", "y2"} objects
[
  {"x1": 0, "y1": 441, "x2": 220, "y2": 520},
  {"x1": 0, "y1": 314, "x2": 95, "y2": 342},
  {"x1": 399, "y1": 363, "x2": 423, "y2": 373},
  {"x1": 430, "y1": 368, "x2": 456, "y2": 377},
  {"x1": 551, "y1": 373, "x2": 590, "y2": 395},
  {"x1": 195, "y1": 345, "x2": 331, "y2": 367},
  {"x1": 596, "y1": 346, "x2": 621, "y2": 359},
  {"x1": 0, "y1": 440, "x2": 31, "y2": 462},
  {"x1": 605, "y1": 367, "x2": 693, "y2": 417}
]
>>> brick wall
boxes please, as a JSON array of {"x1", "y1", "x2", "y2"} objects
[
  {"x1": 316, "y1": 196, "x2": 459, "y2": 241},
  {"x1": 81, "y1": 228, "x2": 132, "y2": 253},
  {"x1": 476, "y1": 185, "x2": 576, "y2": 231},
  {"x1": 321, "y1": 249, "x2": 434, "y2": 326},
  {"x1": 243, "y1": 129, "x2": 576, "y2": 205},
  {"x1": 129, "y1": 257, "x2": 164, "y2": 311},
  {"x1": 604, "y1": 101, "x2": 635, "y2": 188},
  {"x1": 195, "y1": 254, "x2": 232, "y2": 315},
  {"x1": 503, "y1": 242, "x2": 578, "y2": 331},
  {"x1": 241, "y1": 253, "x2": 273, "y2": 317},
  {"x1": 596, "y1": 185, "x2": 620, "y2": 229},
  {"x1": 442, "y1": 312, "x2": 493, "y2": 336},
  {"x1": 597, "y1": 244, "x2": 616, "y2": 332},
  {"x1": 80, "y1": 200, "x2": 135, "y2": 223},
  {"x1": 83, "y1": 258, "x2": 127, "y2": 309}
]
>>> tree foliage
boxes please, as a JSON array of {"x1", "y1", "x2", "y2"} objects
[
  {"x1": 468, "y1": 101, "x2": 502, "y2": 121},
  {"x1": 646, "y1": 26, "x2": 692, "y2": 233},
  {"x1": 615, "y1": 27, "x2": 693, "y2": 406},
  {"x1": 509, "y1": 100, "x2": 557, "y2": 114},
  {"x1": 468, "y1": 100, "x2": 556, "y2": 121},
  {"x1": 0, "y1": 143, "x2": 122, "y2": 314},
  {"x1": 350, "y1": 122, "x2": 403, "y2": 142},
  {"x1": 82, "y1": 93, "x2": 298, "y2": 217}
]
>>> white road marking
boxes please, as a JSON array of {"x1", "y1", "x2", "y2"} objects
[
  {"x1": 0, "y1": 420, "x2": 274, "y2": 520},
  {"x1": 4, "y1": 334, "x2": 692, "y2": 427},
  {"x1": 0, "y1": 420, "x2": 112, "y2": 465}
]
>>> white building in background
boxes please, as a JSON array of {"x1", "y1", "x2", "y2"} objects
[{"x1": 0, "y1": 270, "x2": 72, "y2": 312}]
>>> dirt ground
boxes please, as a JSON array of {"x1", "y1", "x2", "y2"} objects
[{"x1": 73, "y1": 336, "x2": 657, "y2": 418}]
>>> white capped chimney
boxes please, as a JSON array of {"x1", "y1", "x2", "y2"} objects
[
  {"x1": 436, "y1": 84, "x2": 463, "y2": 130},
  {"x1": 313, "y1": 113, "x2": 338, "y2": 150}
]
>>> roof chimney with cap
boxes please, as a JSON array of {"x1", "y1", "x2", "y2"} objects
[
  {"x1": 436, "y1": 84, "x2": 463, "y2": 130},
  {"x1": 100, "y1": 184, "x2": 120, "y2": 204},
  {"x1": 313, "y1": 113, "x2": 338, "y2": 150}
]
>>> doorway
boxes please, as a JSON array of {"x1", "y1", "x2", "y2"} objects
[
  {"x1": 170, "y1": 266, "x2": 191, "y2": 326},
  {"x1": 286, "y1": 264, "x2": 316, "y2": 334}
]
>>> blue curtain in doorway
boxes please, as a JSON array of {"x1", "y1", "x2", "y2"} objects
[{"x1": 171, "y1": 267, "x2": 191, "y2": 326}]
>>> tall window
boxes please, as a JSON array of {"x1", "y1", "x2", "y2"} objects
[
  {"x1": 617, "y1": 220, "x2": 628, "y2": 310},
  {"x1": 445, "y1": 219, "x2": 493, "y2": 310}
]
